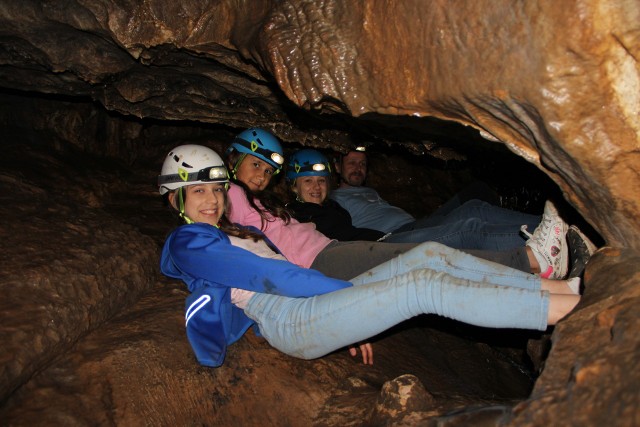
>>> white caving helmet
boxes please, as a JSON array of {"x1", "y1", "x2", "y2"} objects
[
  {"x1": 158, "y1": 145, "x2": 229, "y2": 224},
  {"x1": 158, "y1": 144, "x2": 229, "y2": 195}
]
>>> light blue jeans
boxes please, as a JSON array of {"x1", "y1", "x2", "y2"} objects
[
  {"x1": 386, "y1": 200, "x2": 541, "y2": 250},
  {"x1": 244, "y1": 242, "x2": 548, "y2": 360}
]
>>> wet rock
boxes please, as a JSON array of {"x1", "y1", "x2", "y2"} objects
[{"x1": 369, "y1": 374, "x2": 435, "y2": 425}]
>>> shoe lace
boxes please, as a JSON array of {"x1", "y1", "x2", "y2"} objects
[{"x1": 520, "y1": 215, "x2": 552, "y2": 247}]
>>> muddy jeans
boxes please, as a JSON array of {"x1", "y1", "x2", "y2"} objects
[
  {"x1": 245, "y1": 241, "x2": 548, "y2": 360},
  {"x1": 311, "y1": 240, "x2": 531, "y2": 281}
]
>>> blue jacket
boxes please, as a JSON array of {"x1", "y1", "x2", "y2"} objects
[{"x1": 160, "y1": 223, "x2": 352, "y2": 367}]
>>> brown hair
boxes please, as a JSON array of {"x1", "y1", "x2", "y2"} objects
[{"x1": 225, "y1": 149, "x2": 292, "y2": 230}]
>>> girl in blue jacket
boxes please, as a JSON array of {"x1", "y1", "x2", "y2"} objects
[{"x1": 158, "y1": 145, "x2": 581, "y2": 368}]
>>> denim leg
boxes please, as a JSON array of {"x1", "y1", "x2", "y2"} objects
[
  {"x1": 417, "y1": 182, "x2": 500, "y2": 222},
  {"x1": 384, "y1": 217, "x2": 530, "y2": 251},
  {"x1": 349, "y1": 241, "x2": 541, "y2": 290},
  {"x1": 441, "y1": 200, "x2": 541, "y2": 225},
  {"x1": 244, "y1": 268, "x2": 549, "y2": 360},
  {"x1": 406, "y1": 199, "x2": 541, "y2": 230}
]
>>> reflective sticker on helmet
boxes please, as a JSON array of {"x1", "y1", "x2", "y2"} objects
[
  {"x1": 250, "y1": 140, "x2": 258, "y2": 152},
  {"x1": 295, "y1": 163, "x2": 301, "y2": 173},
  {"x1": 179, "y1": 168, "x2": 189, "y2": 182}
]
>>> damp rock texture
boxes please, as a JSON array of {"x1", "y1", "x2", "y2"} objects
[
  {"x1": 1, "y1": 0, "x2": 638, "y2": 249},
  {"x1": 0, "y1": 0, "x2": 639, "y2": 425},
  {"x1": 0, "y1": 141, "x2": 540, "y2": 425}
]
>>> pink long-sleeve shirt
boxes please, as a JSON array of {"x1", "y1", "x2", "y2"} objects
[{"x1": 226, "y1": 183, "x2": 333, "y2": 268}]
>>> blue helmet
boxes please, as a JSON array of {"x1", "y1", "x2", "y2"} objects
[
  {"x1": 226, "y1": 128, "x2": 285, "y2": 172},
  {"x1": 286, "y1": 149, "x2": 332, "y2": 181}
]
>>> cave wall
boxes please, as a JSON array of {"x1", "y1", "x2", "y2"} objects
[{"x1": 1, "y1": 0, "x2": 638, "y2": 249}]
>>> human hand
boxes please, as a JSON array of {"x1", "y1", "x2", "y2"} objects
[{"x1": 349, "y1": 342, "x2": 374, "y2": 365}]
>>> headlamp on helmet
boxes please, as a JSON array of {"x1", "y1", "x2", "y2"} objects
[
  {"x1": 158, "y1": 144, "x2": 229, "y2": 195},
  {"x1": 158, "y1": 165, "x2": 228, "y2": 188},
  {"x1": 286, "y1": 149, "x2": 332, "y2": 181},
  {"x1": 270, "y1": 152, "x2": 285, "y2": 167},
  {"x1": 227, "y1": 128, "x2": 285, "y2": 172}
]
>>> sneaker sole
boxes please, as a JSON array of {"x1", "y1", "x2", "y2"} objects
[
  {"x1": 554, "y1": 222, "x2": 569, "y2": 279},
  {"x1": 569, "y1": 225, "x2": 597, "y2": 256},
  {"x1": 567, "y1": 227, "x2": 594, "y2": 279}
]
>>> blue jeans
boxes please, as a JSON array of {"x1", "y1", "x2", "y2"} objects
[
  {"x1": 244, "y1": 242, "x2": 548, "y2": 360},
  {"x1": 386, "y1": 200, "x2": 541, "y2": 250}
]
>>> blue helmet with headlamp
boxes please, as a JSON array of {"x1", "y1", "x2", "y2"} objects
[
  {"x1": 286, "y1": 149, "x2": 332, "y2": 181},
  {"x1": 226, "y1": 128, "x2": 285, "y2": 173}
]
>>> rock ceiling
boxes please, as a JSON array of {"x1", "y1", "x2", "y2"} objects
[
  {"x1": 2, "y1": 0, "x2": 639, "y2": 248},
  {"x1": 1, "y1": 0, "x2": 639, "y2": 425}
]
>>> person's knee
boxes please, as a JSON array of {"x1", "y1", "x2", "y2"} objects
[
  {"x1": 460, "y1": 182, "x2": 500, "y2": 204},
  {"x1": 415, "y1": 241, "x2": 450, "y2": 252},
  {"x1": 460, "y1": 199, "x2": 491, "y2": 209},
  {"x1": 460, "y1": 217, "x2": 484, "y2": 231}
]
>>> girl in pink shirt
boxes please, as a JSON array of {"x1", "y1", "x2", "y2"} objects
[
  {"x1": 224, "y1": 128, "x2": 418, "y2": 280},
  {"x1": 223, "y1": 128, "x2": 565, "y2": 282}
]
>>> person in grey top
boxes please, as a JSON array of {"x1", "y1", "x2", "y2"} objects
[{"x1": 329, "y1": 147, "x2": 588, "y2": 279}]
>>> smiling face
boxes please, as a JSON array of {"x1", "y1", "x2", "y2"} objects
[
  {"x1": 234, "y1": 154, "x2": 276, "y2": 192},
  {"x1": 294, "y1": 175, "x2": 328, "y2": 204},
  {"x1": 169, "y1": 182, "x2": 226, "y2": 226},
  {"x1": 336, "y1": 151, "x2": 367, "y2": 188}
]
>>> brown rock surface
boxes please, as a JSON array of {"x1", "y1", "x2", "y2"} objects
[
  {"x1": 0, "y1": 0, "x2": 639, "y2": 425},
  {"x1": 0, "y1": 139, "x2": 538, "y2": 425},
  {"x1": 1, "y1": 0, "x2": 638, "y2": 248}
]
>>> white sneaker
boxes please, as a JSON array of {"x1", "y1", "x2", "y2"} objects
[{"x1": 521, "y1": 201, "x2": 568, "y2": 279}]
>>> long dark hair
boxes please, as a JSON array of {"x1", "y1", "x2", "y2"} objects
[
  {"x1": 225, "y1": 150, "x2": 292, "y2": 230},
  {"x1": 218, "y1": 199, "x2": 265, "y2": 242}
]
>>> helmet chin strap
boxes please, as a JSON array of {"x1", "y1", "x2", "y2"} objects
[
  {"x1": 231, "y1": 153, "x2": 247, "y2": 180},
  {"x1": 177, "y1": 187, "x2": 194, "y2": 224},
  {"x1": 292, "y1": 186, "x2": 305, "y2": 203}
]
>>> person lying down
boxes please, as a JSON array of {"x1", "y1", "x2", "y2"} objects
[{"x1": 157, "y1": 145, "x2": 581, "y2": 367}]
